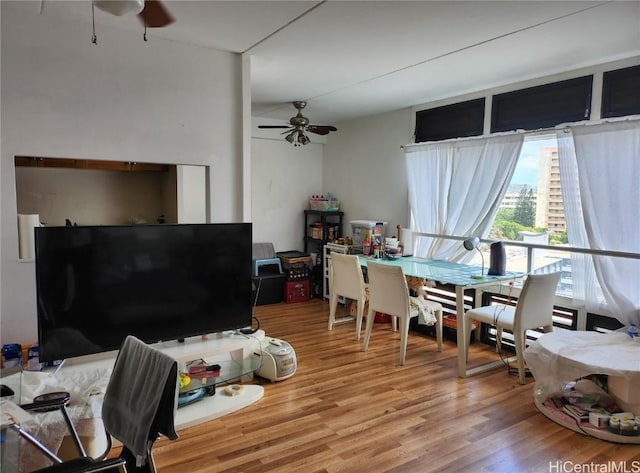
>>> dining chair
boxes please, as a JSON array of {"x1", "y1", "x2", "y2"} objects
[
  {"x1": 328, "y1": 252, "x2": 369, "y2": 340},
  {"x1": 463, "y1": 271, "x2": 561, "y2": 384},
  {"x1": 361, "y1": 261, "x2": 443, "y2": 365}
]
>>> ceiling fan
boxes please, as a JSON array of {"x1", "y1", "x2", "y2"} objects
[
  {"x1": 39, "y1": 0, "x2": 174, "y2": 43},
  {"x1": 258, "y1": 101, "x2": 337, "y2": 146},
  {"x1": 93, "y1": 0, "x2": 174, "y2": 28},
  {"x1": 34, "y1": 0, "x2": 175, "y2": 43}
]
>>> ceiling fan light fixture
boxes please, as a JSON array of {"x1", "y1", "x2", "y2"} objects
[
  {"x1": 299, "y1": 133, "x2": 310, "y2": 145},
  {"x1": 94, "y1": 0, "x2": 145, "y2": 16},
  {"x1": 285, "y1": 131, "x2": 296, "y2": 144}
]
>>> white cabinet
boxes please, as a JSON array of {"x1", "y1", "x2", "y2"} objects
[{"x1": 323, "y1": 244, "x2": 345, "y2": 301}]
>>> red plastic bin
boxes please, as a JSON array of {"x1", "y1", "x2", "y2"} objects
[{"x1": 284, "y1": 280, "x2": 310, "y2": 303}]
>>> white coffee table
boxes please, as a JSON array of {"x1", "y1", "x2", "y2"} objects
[{"x1": 525, "y1": 328, "x2": 640, "y2": 444}]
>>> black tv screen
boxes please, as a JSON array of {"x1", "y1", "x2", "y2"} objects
[{"x1": 35, "y1": 223, "x2": 253, "y2": 362}]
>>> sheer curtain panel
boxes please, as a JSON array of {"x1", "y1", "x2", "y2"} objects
[
  {"x1": 557, "y1": 120, "x2": 640, "y2": 326},
  {"x1": 405, "y1": 134, "x2": 523, "y2": 261}
]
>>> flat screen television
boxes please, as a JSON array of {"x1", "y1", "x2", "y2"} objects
[{"x1": 34, "y1": 223, "x2": 252, "y2": 362}]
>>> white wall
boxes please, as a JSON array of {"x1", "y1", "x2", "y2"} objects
[
  {"x1": 251, "y1": 136, "x2": 323, "y2": 252},
  {"x1": 177, "y1": 165, "x2": 207, "y2": 224},
  {"x1": 1, "y1": 3, "x2": 243, "y2": 345},
  {"x1": 323, "y1": 108, "x2": 413, "y2": 239}
]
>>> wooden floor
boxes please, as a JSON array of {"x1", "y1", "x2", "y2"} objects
[{"x1": 150, "y1": 299, "x2": 639, "y2": 473}]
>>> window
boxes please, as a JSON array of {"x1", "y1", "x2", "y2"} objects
[
  {"x1": 491, "y1": 76, "x2": 593, "y2": 132},
  {"x1": 463, "y1": 133, "x2": 574, "y2": 296},
  {"x1": 409, "y1": 70, "x2": 639, "y2": 322},
  {"x1": 601, "y1": 64, "x2": 640, "y2": 118},
  {"x1": 414, "y1": 98, "x2": 485, "y2": 142}
]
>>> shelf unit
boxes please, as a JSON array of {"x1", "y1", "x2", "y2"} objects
[
  {"x1": 303, "y1": 210, "x2": 344, "y2": 255},
  {"x1": 323, "y1": 243, "x2": 346, "y2": 302},
  {"x1": 304, "y1": 210, "x2": 343, "y2": 298}
]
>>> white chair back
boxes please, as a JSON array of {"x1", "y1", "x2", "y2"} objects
[
  {"x1": 366, "y1": 262, "x2": 410, "y2": 318},
  {"x1": 513, "y1": 272, "x2": 561, "y2": 332},
  {"x1": 329, "y1": 253, "x2": 366, "y2": 301},
  {"x1": 362, "y1": 261, "x2": 443, "y2": 365},
  {"x1": 328, "y1": 253, "x2": 369, "y2": 338}
]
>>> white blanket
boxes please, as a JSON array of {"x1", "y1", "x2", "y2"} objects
[
  {"x1": 410, "y1": 295, "x2": 437, "y2": 326},
  {"x1": 17, "y1": 368, "x2": 111, "y2": 472}
]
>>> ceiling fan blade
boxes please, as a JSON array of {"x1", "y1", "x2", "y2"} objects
[
  {"x1": 138, "y1": 0, "x2": 175, "y2": 28},
  {"x1": 307, "y1": 126, "x2": 337, "y2": 135},
  {"x1": 258, "y1": 125, "x2": 291, "y2": 129}
]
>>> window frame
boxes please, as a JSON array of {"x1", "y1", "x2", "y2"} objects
[
  {"x1": 491, "y1": 76, "x2": 593, "y2": 133},
  {"x1": 414, "y1": 98, "x2": 485, "y2": 143},
  {"x1": 601, "y1": 64, "x2": 640, "y2": 118}
]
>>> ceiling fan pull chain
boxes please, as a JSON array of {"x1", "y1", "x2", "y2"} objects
[
  {"x1": 91, "y1": 2, "x2": 97, "y2": 45},
  {"x1": 144, "y1": 24, "x2": 148, "y2": 42}
]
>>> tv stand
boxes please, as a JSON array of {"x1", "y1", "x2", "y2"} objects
[
  {"x1": 160, "y1": 331, "x2": 266, "y2": 429},
  {"x1": 55, "y1": 330, "x2": 266, "y2": 430}
]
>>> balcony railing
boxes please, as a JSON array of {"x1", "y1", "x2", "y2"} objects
[{"x1": 413, "y1": 232, "x2": 639, "y2": 331}]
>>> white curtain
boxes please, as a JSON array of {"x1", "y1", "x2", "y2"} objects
[
  {"x1": 405, "y1": 134, "x2": 523, "y2": 261},
  {"x1": 557, "y1": 120, "x2": 640, "y2": 326}
]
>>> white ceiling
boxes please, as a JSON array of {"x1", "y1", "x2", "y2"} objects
[{"x1": 14, "y1": 0, "x2": 640, "y2": 125}]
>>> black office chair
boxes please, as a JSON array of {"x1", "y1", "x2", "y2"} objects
[{"x1": 8, "y1": 335, "x2": 179, "y2": 473}]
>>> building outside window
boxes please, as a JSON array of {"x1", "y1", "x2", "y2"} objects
[{"x1": 466, "y1": 133, "x2": 575, "y2": 296}]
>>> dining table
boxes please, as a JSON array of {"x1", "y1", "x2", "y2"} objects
[{"x1": 358, "y1": 255, "x2": 525, "y2": 377}]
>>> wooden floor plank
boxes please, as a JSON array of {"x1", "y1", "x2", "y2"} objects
[{"x1": 147, "y1": 298, "x2": 640, "y2": 472}]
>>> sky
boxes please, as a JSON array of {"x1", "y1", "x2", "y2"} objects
[{"x1": 510, "y1": 136, "x2": 557, "y2": 188}]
